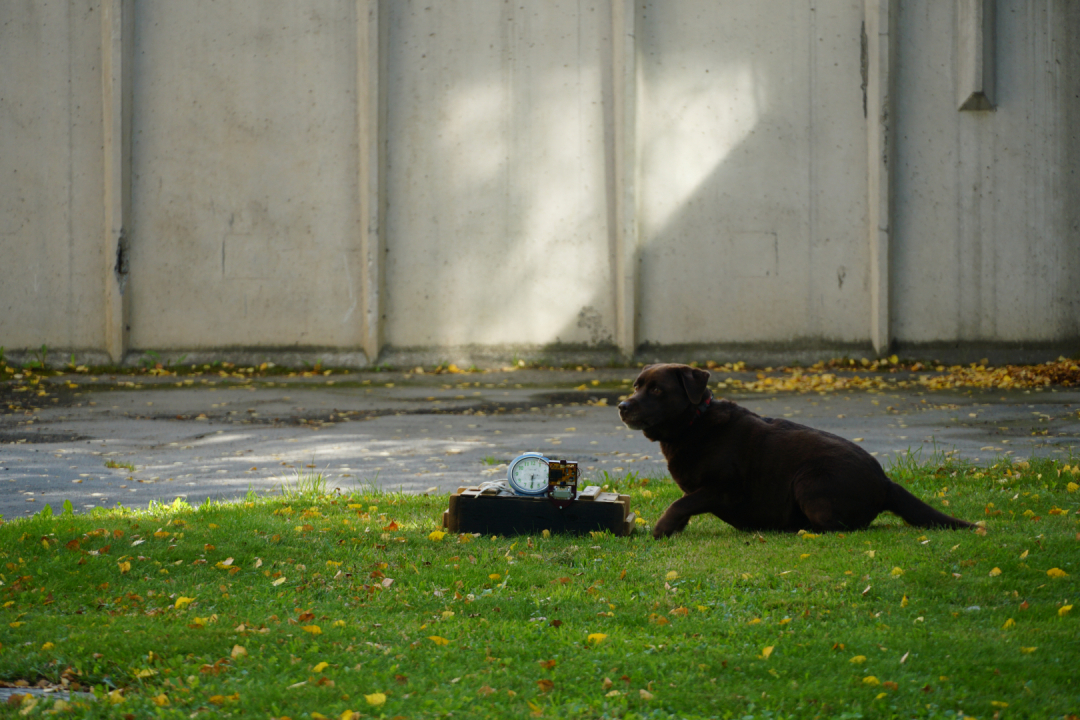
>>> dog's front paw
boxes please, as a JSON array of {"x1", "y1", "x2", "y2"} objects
[{"x1": 652, "y1": 512, "x2": 689, "y2": 539}]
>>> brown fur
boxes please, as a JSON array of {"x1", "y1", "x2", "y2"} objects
[{"x1": 618, "y1": 363, "x2": 973, "y2": 538}]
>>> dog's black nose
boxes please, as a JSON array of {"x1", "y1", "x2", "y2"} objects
[{"x1": 618, "y1": 401, "x2": 630, "y2": 412}]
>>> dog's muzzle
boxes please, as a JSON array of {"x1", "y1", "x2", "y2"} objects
[{"x1": 618, "y1": 400, "x2": 646, "y2": 430}]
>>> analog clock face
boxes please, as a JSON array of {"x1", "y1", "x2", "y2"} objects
[{"x1": 508, "y1": 453, "x2": 549, "y2": 495}]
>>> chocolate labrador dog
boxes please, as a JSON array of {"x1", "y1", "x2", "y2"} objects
[{"x1": 618, "y1": 363, "x2": 972, "y2": 538}]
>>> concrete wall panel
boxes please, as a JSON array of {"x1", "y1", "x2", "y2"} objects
[
  {"x1": 636, "y1": 0, "x2": 869, "y2": 346},
  {"x1": 127, "y1": 0, "x2": 362, "y2": 351},
  {"x1": 0, "y1": 1, "x2": 106, "y2": 352},
  {"x1": 383, "y1": 0, "x2": 615, "y2": 349},
  {"x1": 893, "y1": 0, "x2": 1080, "y2": 344}
]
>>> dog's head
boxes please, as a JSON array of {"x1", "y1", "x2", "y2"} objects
[{"x1": 618, "y1": 363, "x2": 712, "y2": 432}]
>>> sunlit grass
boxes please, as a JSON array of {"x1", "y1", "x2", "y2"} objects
[{"x1": 1, "y1": 458, "x2": 1077, "y2": 719}]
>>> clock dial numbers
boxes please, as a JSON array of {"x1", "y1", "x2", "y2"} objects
[
  {"x1": 507, "y1": 453, "x2": 550, "y2": 496},
  {"x1": 515, "y1": 457, "x2": 547, "y2": 491}
]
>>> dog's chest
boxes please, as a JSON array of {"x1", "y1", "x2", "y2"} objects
[{"x1": 660, "y1": 440, "x2": 729, "y2": 493}]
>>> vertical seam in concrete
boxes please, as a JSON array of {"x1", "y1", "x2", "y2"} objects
[
  {"x1": 808, "y1": 1, "x2": 818, "y2": 335},
  {"x1": 612, "y1": 0, "x2": 637, "y2": 358},
  {"x1": 866, "y1": 0, "x2": 896, "y2": 356},
  {"x1": 68, "y1": 1, "x2": 75, "y2": 348},
  {"x1": 358, "y1": 0, "x2": 386, "y2": 365},
  {"x1": 102, "y1": 0, "x2": 132, "y2": 363}
]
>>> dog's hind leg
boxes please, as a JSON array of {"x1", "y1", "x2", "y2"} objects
[{"x1": 792, "y1": 468, "x2": 885, "y2": 532}]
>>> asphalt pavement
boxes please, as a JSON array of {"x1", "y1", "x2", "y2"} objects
[{"x1": 2, "y1": 369, "x2": 1079, "y2": 519}]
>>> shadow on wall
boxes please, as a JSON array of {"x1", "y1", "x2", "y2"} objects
[{"x1": 632, "y1": 0, "x2": 870, "y2": 350}]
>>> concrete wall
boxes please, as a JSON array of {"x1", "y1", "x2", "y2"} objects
[
  {"x1": 892, "y1": 0, "x2": 1080, "y2": 349},
  {"x1": 1, "y1": 0, "x2": 1078, "y2": 368},
  {"x1": 636, "y1": 0, "x2": 870, "y2": 347},
  {"x1": 128, "y1": 0, "x2": 364, "y2": 351},
  {"x1": 0, "y1": 1, "x2": 107, "y2": 357},
  {"x1": 383, "y1": 1, "x2": 615, "y2": 349}
]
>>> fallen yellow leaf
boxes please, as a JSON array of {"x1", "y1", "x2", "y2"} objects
[
  {"x1": 41, "y1": 642, "x2": 54, "y2": 651},
  {"x1": 587, "y1": 633, "x2": 608, "y2": 644},
  {"x1": 890, "y1": 567, "x2": 903, "y2": 577},
  {"x1": 231, "y1": 645, "x2": 247, "y2": 659},
  {"x1": 1059, "y1": 605, "x2": 1073, "y2": 617},
  {"x1": 428, "y1": 635, "x2": 450, "y2": 646},
  {"x1": 863, "y1": 676, "x2": 880, "y2": 686},
  {"x1": 152, "y1": 694, "x2": 169, "y2": 707},
  {"x1": 989, "y1": 567, "x2": 1002, "y2": 577},
  {"x1": 850, "y1": 655, "x2": 867, "y2": 664},
  {"x1": 761, "y1": 646, "x2": 774, "y2": 659},
  {"x1": 1002, "y1": 618, "x2": 1015, "y2": 629},
  {"x1": 15, "y1": 697, "x2": 40, "y2": 713},
  {"x1": 1047, "y1": 568, "x2": 1069, "y2": 578},
  {"x1": 665, "y1": 571, "x2": 679, "y2": 581},
  {"x1": 302, "y1": 625, "x2": 322, "y2": 635},
  {"x1": 313, "y1": 662, "x2": 329, "y2": 673},
  {"x1": 174, "y1": 597, "x2": 195, "y2": 610},
  {"x1": 428, "y1": 531, "x2": 447, "y2": 541},
  {"x1": 639, "y1": 689, "x2": 654, "y2": 700},
  {"x1": 1020, "y1": 646, "x2": 1037, "y2": 654}
]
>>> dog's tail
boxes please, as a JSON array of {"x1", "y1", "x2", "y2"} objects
[{"x1": 884, "y1": 481, "x2": 974, "y2": 529}]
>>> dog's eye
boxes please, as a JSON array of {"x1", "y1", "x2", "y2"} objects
[{"x1": 649, "y1": 386, "x2": 662, "y2": 396}]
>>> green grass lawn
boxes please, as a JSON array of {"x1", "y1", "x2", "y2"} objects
[{"x1": 1, "y1": 457, "x2": 1077, "y2": 719}]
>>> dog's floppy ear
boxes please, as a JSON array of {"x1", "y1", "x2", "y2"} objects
[{"x1": 679, "y1": 366, "x2": 711, "y2": 404}]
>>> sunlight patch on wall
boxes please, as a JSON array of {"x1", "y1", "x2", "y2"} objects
[{"x1": 639, "y1": 62, "x2": 763, "y2": 232}]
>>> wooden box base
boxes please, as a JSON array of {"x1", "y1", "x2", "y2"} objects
[{"x1": 443, "y1": 486, "x2": 635, "y2": 537}]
